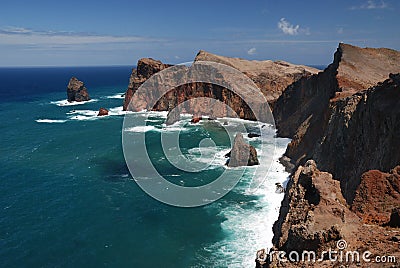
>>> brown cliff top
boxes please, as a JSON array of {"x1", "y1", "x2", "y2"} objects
[
  {"x1": 336, "y1": 43, "x2": 400, "y2": 96},
  {"x1": 195, "y1": 50, "x2": 320, "y2": 78}
]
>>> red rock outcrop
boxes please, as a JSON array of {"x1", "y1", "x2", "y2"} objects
[
  {"x1": 67, "y1": 77, "x2": 90, "y2": 102},
  {"x1": 122, "y1": 51, "x2": 319, "y2": 121},
  {"x1": 97, "y1": 107, "x2": 109, "y2": 116},
  {"x1": 190, "y1": 115, "x2": 202, "y2": 124},
  {"x1": 351, "y1": 166, "x2": 400, "y2": 225}
]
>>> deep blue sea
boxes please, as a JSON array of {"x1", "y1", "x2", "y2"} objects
[{"x1": 0, "y1": 66, "x2": 291, "y2": 267}]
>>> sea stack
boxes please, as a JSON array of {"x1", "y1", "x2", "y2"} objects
[
  {"x1": 226, "y1": 133, "x2": 259, "y2": 167},
  {"x1": 67, "y1": 77, "x2": 90, "y2": 102}
]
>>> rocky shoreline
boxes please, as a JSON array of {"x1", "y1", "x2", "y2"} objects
[
  {"x1": 269, "y1": 44, "x2": 400, "y2": 267},
  {"x1": 121, "y1": 44, "x2": 400, "y2": 267}
]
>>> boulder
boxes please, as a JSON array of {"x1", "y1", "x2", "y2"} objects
[
  {"x1": 226, "y1": 133, "x2": 259, "y2": 167},
  {"x1": 191, "y1": 115, "x2": 202, "y2": 124},
  {"x1": 67, "y1": 77, "x2": 90, "y2": 102},
  {"x1": 97, "y1": 108, "x2": 109, "y2": 116}
]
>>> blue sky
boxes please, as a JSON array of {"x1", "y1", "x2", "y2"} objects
[{"x1": 0, "y1": 0, "x2": 399, "y2": 66}]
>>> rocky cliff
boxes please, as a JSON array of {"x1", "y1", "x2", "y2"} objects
[
  {"x1": 271, "y1": 161, "x2": 400, "y2": 267},
  {"x1": 122, "y1": 51, "x2": 319, "y2": 120},
  {"x1": 273, "y1": 44, "x2": 400, "y2": 203},
  {"x1": 67, "y1": 77, "x2": 90, "y2": 102},
  {"x1": 194, "y1": 50, "x2": 319, "y2": 104},
  {"x1": 270, "y1": 44, "x2": 400, "y2": 267},
  {"x1": 122, "y1": 58, "x2": 171, "y2": 111}
]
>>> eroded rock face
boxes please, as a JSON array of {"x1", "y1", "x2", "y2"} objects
[
  {"x1": 271, "y1": 161, "x2": 400, "y2": 267},
  {"x1": 270, "y1": 44, "x2": 400, "y2": 268},
  {"x1": 273, "y1": 44, "x2": 400, "y2": 203},
  {"x1": 351, "y1": 166, "x2": 400, "y2": 225},
  {"x1": 122, "y1": 58, "x2": 171, "y2": 111},
  {"x1": 122, "y1": 51, "x2": 319, "y2": 121},
  {"x1": 97, "y1": 108, "x2": 109, "y2": 116},
  {"x1": 226, "y1": 133, "x2": 259, "y2": 167},
  {"x1": 67, "y1": 77, "x2": 90, "y2": 102},
  {"x1": 195, "y1": 50, "x2": 319, "y2": 105},
  {"x1": 272, "y1": 160, "x2": 351, "y2": 254}
]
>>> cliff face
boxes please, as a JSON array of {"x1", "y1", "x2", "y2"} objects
[
  {"x1": 317, "y1": 74, "x2": 400, "y2": 203},
  {"x1": 272, "y1": 160, "x2": 357, "y2": 254},
  {"x1": 122, "y1": 58, "x2": 171, "y2": 111},
  {"x1": 270, "y1": 44, "x2": 400, "y2": 267},
  {"x1": 122, "y1": 51, "x2": 319, "y2": 119},
  {"x1": 271, "y1": 161, "x2": 400, "y2": 268},
  {"x1": 194, "y1": 50, "x2": 319, "y2": 104},
  {"x1": 273, "y1": 44, "x2": 400, "y2": 203}
]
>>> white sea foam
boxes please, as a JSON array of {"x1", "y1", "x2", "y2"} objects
[
  {"x1": 50, "y1": 99, "x2": 98, "y2": 106},
  {"x1": 132, "y1": 110, "x2": 169, "y2": 118},
  {"x1": 105, "y1": 93, "x2": 125, "y2": 99},
  {"x1": 108, "y1": 106, "x2": 131, "y2": 116},
  {"x1": 67, "y1": 110, "x2": 98, "y2": 116},
  {"x1": 124, "y1": 126, "x2": 156, "y2": 132},
  {"x1": 160, "y1": 125, "x2": 188, "y2": 132},
  {"x1": 66, "y1": 107, "x2": 131, "y2": 121},
  {"x1": 186, "y1": 146, "x2": 229, "y2": 168},
  {"x1": 145, "y1": 119, "x2": 161, "y2": 122},
  {"x1": 198, "y1": 132, "x2": 290, "y2": 267},
  {"x1": 69, "y1": 115, "x2": 99, "y2": 121},
  {"x1": 66, "y1": 109, "x2": 99, "y2": 121},
  {"x1": 35, "y1": 119, "x2": 67, "y2": 123}
]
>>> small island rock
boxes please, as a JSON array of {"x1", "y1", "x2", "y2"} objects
[
  {"x1": 226, "y1": 133, "x2": 259, "y2": 167},
  {"x1": 67, "y1": 77, "x2": 90, "y2": 102},
  {"x1": 97, "y1": 108, "x2": 109, "y2": 116}
]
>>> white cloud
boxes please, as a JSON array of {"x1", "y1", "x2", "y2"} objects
[
  {"x1": 278, "y1": 18, "x2": 300, "y2": 35},
  {"x1": 0, "y1": 26, "x2": 163, "y2": 46},
  {"x1": 350, "y1": 0, "x2": 388, "y2": 10},
  {"x1": 247, "y1": 47, "x2": 257, "y2": 55},
  {"x1": 337, "y1": 27, "x2": 344, "y2": 34}
]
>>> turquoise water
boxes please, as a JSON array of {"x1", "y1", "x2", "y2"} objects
[{"x1": 0, "y1": 67, "x2": 290, "y2": 267}]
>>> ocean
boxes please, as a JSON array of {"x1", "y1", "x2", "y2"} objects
[{"x1": 0, "y1": 66, "x2": 290, "y2": 267}]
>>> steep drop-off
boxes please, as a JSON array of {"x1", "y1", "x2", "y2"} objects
[
  {"x1": 270, "y1": 44, "x2": 400, "y2": 267},
  {"x1": 273, "y1": 44, "x2": 400, "y2": 203},
  {"x1": 122, "y1": 51, "x2": 319, "y2": 121}
]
